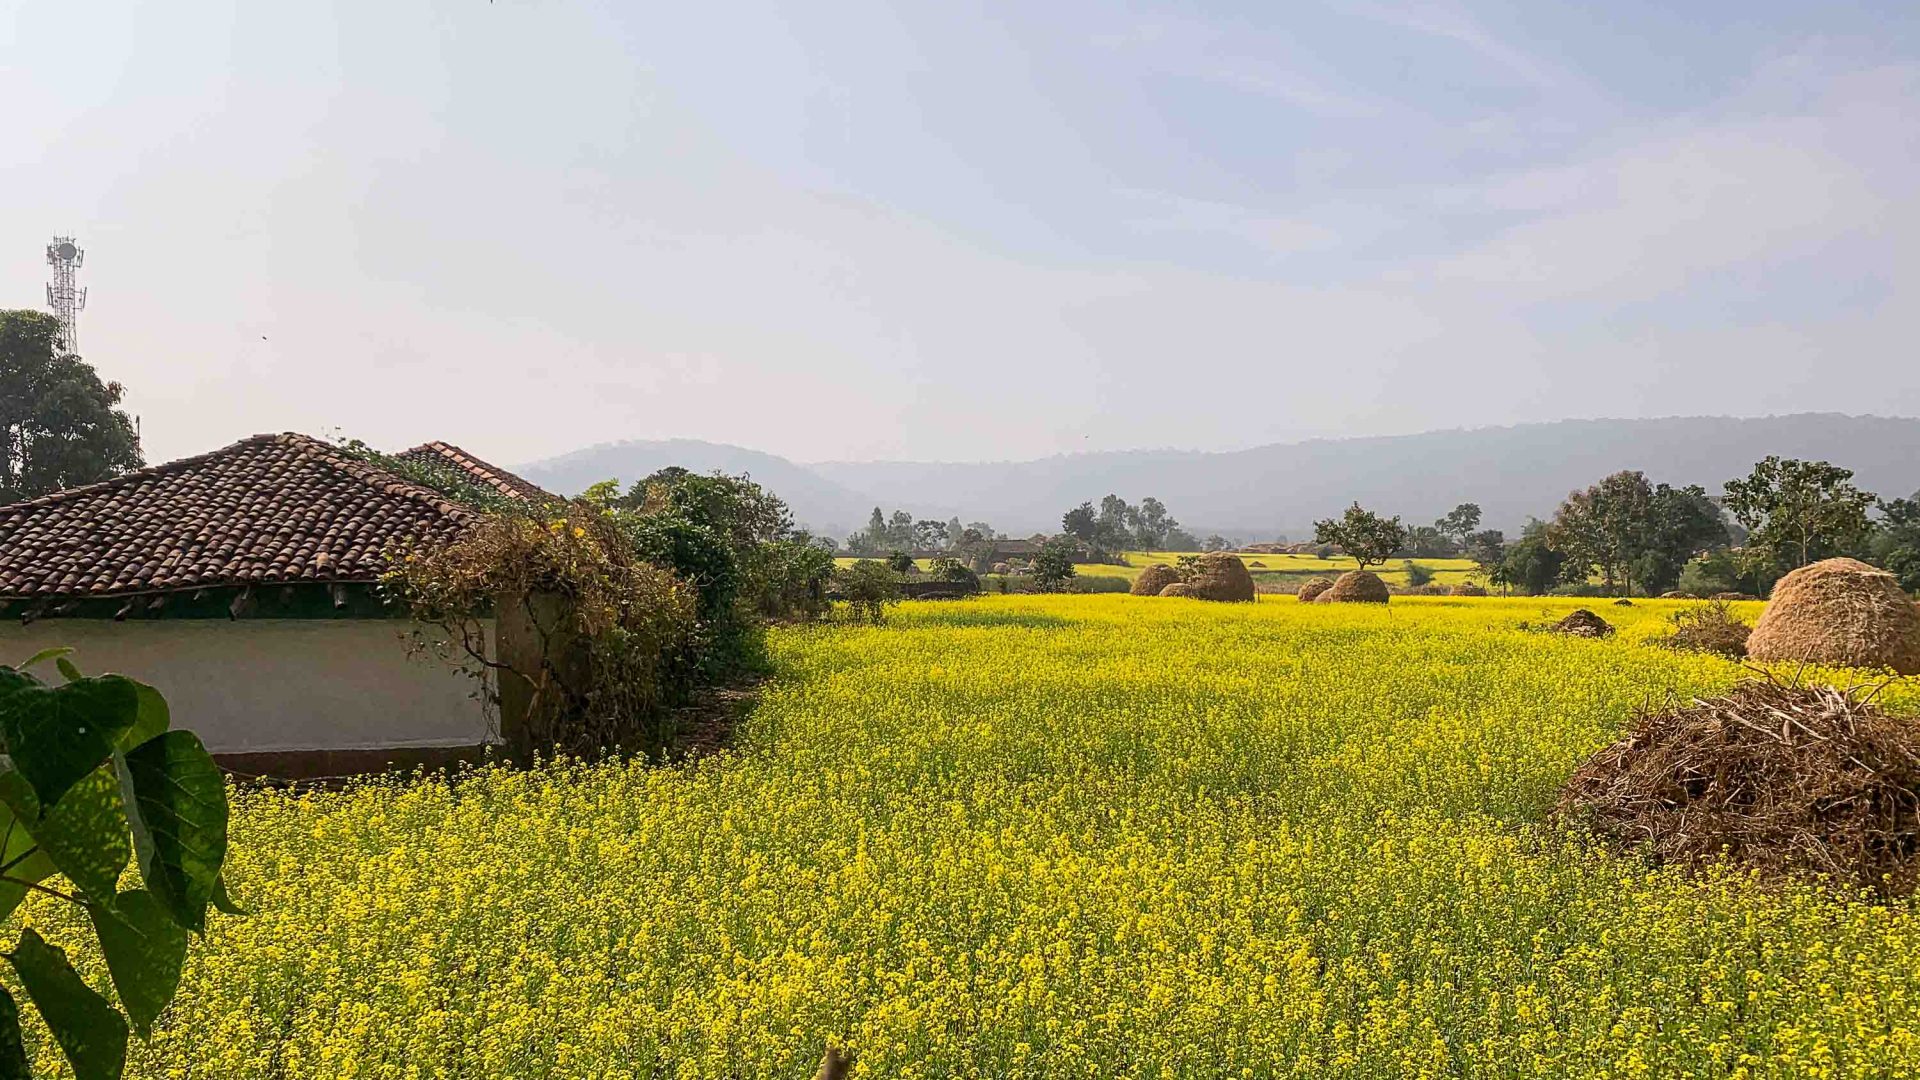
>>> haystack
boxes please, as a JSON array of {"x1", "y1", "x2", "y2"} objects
[
  {"x1": 1746, "y1": 558, "x2": 1920, "y2": 675},
  {"x1": 1451, "y1": 582, "x2": 1487, "y2": 597},
  {"x1": 1713, "y1": 591, "x2": 1759, "y2": 602},
  {"x1": 1551, "y1": 609, "x2": 1613, "y2": 637},
  {"x1": 1159, "y1": 582, "x2": 1197, "y2": 598},
  {"x1": 1315, "y1": 570, "x2": 1389, "y2": 604},
  {"x1": 1297, "y1": 578, "x2": 1336, "y2": 602},
  {"x1": 991, "y1": 562, "x2": 1010, "y2": 575},
  {"x1": 1186, "y1": 552, "x2": 1256, "y2": 602},
  {"x1": 1557, "y1": 680, "x2": 1920, "y2": 897},
  {"x1": 1613, "y1": 598, "x2": 1634, "y2": 606},
  {"x1": 1131, "y1": 564, "x2": 1182, "y2": 597},
  {"x1": 1660, "y1": 600, "x2": 1750, "y2": 658},
  {"x1": 1248, "y1": 560, "x2": 1267, "y2": 568},
  {"x1": 1660, "y1": 590, "x2": 1697, "y2": 600}
]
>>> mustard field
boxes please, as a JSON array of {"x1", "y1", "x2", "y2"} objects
[{"x1": 23, "y1": 595, "x2": 1920, "y2": 1078}]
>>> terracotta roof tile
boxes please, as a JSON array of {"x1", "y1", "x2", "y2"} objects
[
  {"x1": 0, "y1": 433, "x2": 475, "y2": 600},
  {"x1": 397, "y1": 441, "x2": 555, "y2": 504}
]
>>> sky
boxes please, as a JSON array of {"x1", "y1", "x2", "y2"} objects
[{"x1": 3, "y1": 1, "x2": 1918, "y2": 467}]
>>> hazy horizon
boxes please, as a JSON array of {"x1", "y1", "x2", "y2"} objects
[{"x1": 7, "y1": 2, "x2": 1918, "y2": 468}]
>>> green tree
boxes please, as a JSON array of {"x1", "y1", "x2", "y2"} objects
[
  {"x1": 1061, "y1": 502, "x2": 1097, "y2": 543},
  {"x1": 1632, "y1": 483, "x2": 1729, "y2": 595},
  {"x1": 1498, "y1": 520, "x2": 1566, "y2": 595},
  {"x1": 1312, "y1": 503, "x2": 1408, "y2": 570},
  {"x1": 1436, "y1": 503, "x2": 1482, "y2": 546},
  {"x1": 1462, "y1": 529, "x2": 1506, "y2": 577},
  {"x1": 886, "y1": 550, "x2": 915, "y2": 578},
  {"x1": 1548, "y1": 471, "x2": 1652, "y2": 595},
  {"x1": 1872, "y1": 493, "x2": 1920, "y2": 592},
  {"x1": 1031, "y1": 537, "x2": 1078, "y2": 591},
  {"x1": 0, "y1": 310, "x2": 143, "y2": 504},
  {"x1": 834, "y1": 560, "x2": 901, "y2": 623},
  {"x1": 1724, "y1": 457, "x2": 1876, "y2": 575},
  {"x1": 1402, "y1": 525, "x2": 1455, "y2": 558}
]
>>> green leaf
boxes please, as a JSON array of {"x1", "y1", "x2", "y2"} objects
[
  {"x1": 31, "y1": 763, "x2": 130, "y2": 905},
  {"x1": 210, "y1": 874, "x2": 246, "y2": 917},
  {"x1": 0, "y1": 985, "x2": 32, "y2": 1080},
  {"x1": 16, "y1": 648, "x2": 70, "y2": 672},
  {"x1": 118, "y1": 682, "x2": 170, "y2": 753},
  {"x1": 0, "y1": 770, "x2": 39, "y2": 825},
  {"x1": 8, "y1": 928, "x2": 129, "y2": 1080},
  {"x1": 0, "y1": 790, "x2": 54, "y2": 924},
  {"x1": 119, "y1": 732, "x2": 227, "y2": 933},
  {"x1": 53, "y1": 657, "x2": 83, "y2": 684},
  {"x1": 87, "y1": 889, "x2": 188, "y2": 1038},
  {"x1": 0, "y1": 676, "x2": 140, "y2": 810},
  {"x1": 0, "y1": 668, "x2": 37, "y2": 702}
]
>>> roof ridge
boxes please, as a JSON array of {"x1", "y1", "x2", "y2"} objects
[
  {"x1": 290, "y1": 435, "x2": 477, "y2": 523},
  {"x1": 0, "y1": 432, "x2": 287, "y2": 513}
]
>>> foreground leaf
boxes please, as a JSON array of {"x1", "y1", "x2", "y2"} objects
[
  {"x1": 8, "y1": 928, "x2": 128, "y2": 1080},
  {"x1": 15, "y1": 649, "x2": 69, "y2": 673},
  {"x1": 32, "y1": 763, "x2": 130, "y2": 905},
  {"x1": 0, "y1": 676, "x2": 140, "y2": 810},
  {"x1": 88, "y1": 889, "x2": 189, "y2": 1038},
  {"x1": 120, "y1": 731, "x2": 227, "y2": 932},
  {"x1": 118, "y1": 681, "x2": 170, "y2": 753},
  {"x1": 0, "y1": 985, "x2": 30, "y2": 1080},
  {"x1": 210, "y1": 874, "x2": 247, "y2": 917}
]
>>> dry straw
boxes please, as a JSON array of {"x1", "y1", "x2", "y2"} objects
[
  {"x1": 1746, "y1": 558, "x2": 1920, "y2": 675},
  {"x1": 1297, "y1": 577, "x2": 1336, "y2": 602},
  {"x1": 1186, "y1": 552, "x2": 1255, "y2": 602},
  {"x1": 1131, "y1": 564, "x2": 1182, "y2": 597},
  {"x1": 1451, "y1": 582, "x2": 1487, "y2": 597},
  {"x1": 1558, "y1": 678, "x2": 1920, "y2": 897},
  {"x1": 1551, "y1": 609, "x2": 1614, "y2": 637},
  {"x1": 1158, "y1": 582, "x2": 1197, "y2": 598},
  {"x1": 1315, "y1": 570, "x2": 1389, "y2": 604}
]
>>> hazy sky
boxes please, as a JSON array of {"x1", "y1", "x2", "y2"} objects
[{"x1": 5, "y1": 2, "x2": 1918, "y2": 467}]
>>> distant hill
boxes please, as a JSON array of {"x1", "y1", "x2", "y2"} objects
[{"x1": 521, "y1": 414, "x2": 1920, "y2": 543}]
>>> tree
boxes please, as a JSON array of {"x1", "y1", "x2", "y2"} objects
[
  {"x1": 1632, "y1": 483, "x2": 1728, "y2": 595},
  {"x1": 886, "y1": 551, "x2": 915, "y2": 578},
  {"x1": 1031, "y1": 537, "x2": 1078, "y2": 591},
  {"x1": 1165, "y1": 526, "x2": 1201, "y2": 551},
  {"x1": 1547, "y1": 471, "x2": 1650, "y2": 595},
  {"x1": 1436, "y1": 503, "x2": 1482, "y2": 546},
  {"x1": 1312, "y1": 503, "x2": 1407, "y2": 570},
  {"x1": 1401, "y1": 525, "x2": 1455, "y2": 558},
  {"x1": 944, "y1": 516, "x2": 964, "y2": 549},
  {"x1": 1498, "y1": 520, "x2": 1565, "y2": 595},
  {"x1": 912, "y1": 519, "x2": 948, "y2": 550},
  {"x1": 1134, "y1": 497, "x2": 1177, "y2": 548},
  {"x1": 1062, "y1": 502, "x2": 1097, "y2": 543},
  {"x1": 1462, "y1": 529, "x2": 1506, "y2": 576},
  {"x1": 1203, "y1": 534, "x2": 1230, "y2": 552},
  {"x1": 1872, "y1": 493, "x2": 1920, "y2": 592},
  {"x1": 1724, "y1": 456, "x2": 1876, "y2": 575},
  {"x1": 887, "y1": 510, "x2": 915, "y2": 550},
  {"x1": 834, "y1": 560, "x2": 901, "y2": 623},
  {"x1": 1094, "y1": 494, "x2": 1133, "y2": 552},
  {"x1": 0, "y1": 309, "x2": 143, "y2": 503}
]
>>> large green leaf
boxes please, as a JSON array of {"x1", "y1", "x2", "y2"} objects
[
  {"x1": 14, "y1": 649, "x2": 68, "y2": 673},
  {"x1": 119, "y1": 732, "x2": 227, "y2": 933},
  {"x1": 0, "y1": 676, "x2": 140, "y2": 810},
  {"x1": 8, "y1": 928, "x2": 129, "y2": 1080},
  {"x1": 210, "y1": 874, "x2": 247, "y2": 917},
  {"x1": 31, "y1": 763, "x2": 130, "y2": 905},
  {"x1": 0, "y1": 985, "x2": 31, "y2": 1080},
  {"x1": 0, "y1": 780, "x2": 53, "y2": 914},
  {"x1": 118, "y1": 682, "x2": 170, "y2": 753},
  {"x1": 87, "y1": 889, "x2": 188, "y2": 1038}
]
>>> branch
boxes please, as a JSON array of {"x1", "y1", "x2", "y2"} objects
[{"x1": 0, "y1": 876, "x2": 85, "y2": 908}]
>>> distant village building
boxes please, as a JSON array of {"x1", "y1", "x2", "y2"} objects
[{"x1": 0, "y1": 433, "x2": 554, "y2": 778}]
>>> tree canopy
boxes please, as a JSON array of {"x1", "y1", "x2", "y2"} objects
[
  {"x1": 0, "y1": 310, "x2": 143, "y2": 504},
  {"x1": 1723, "y1": 456, "x2": 1875, "y2": 576},
  {"x1": 1312, "y1": 503, "x2": 1407, "y2": 570}
]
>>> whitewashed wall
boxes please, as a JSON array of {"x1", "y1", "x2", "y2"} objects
[{"x1": 0, "y1": 619, "x2": 495, "y2": 753}]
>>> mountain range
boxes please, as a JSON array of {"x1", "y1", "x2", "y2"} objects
[{"x1": 518, "y1": 414, "x2": 1920, "y2": 543}]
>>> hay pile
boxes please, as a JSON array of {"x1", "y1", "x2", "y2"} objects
[
  {"x1": 1660, "y1": 600, "x2": 1751, "y2": 658},
  {"x1": 1552, "y1": 609, "x2": 1614, "y2": 638},
  {"x1": 1131, "y1": 564, "x2": 1182, "y2": 597},
  {"x1": 1660, "y1": 590, "x2": 1698, "y2": 600},
  {"x1": 1451, "y1": 582, "x2": 1487, "y2": 597},
  {"x1": 1297, "y1": 578, "x2": 1336, "y2": 602},
  {"x1": 1746, "y1": 558, "x2": 1920, "y2": 675},
  {"x1": 1315, "y1": 570, "x2": 1389, "y2": 604},
  {"x1": 1159, "y1": 582, "x2": 1197, "y2": 598},
  {"x1": 1713, "y1": 591, "x2": 1759, "y2": 602},
  {"x1": 1613, "y1": 598, "x2": 1634, "y2": 607},
  {"x1": 1557, "y1": 680, "x2": 1920, "y2": 897},
  {"x1": 1186, "y1": 552, "x2": 1255, "y2": 602},
  {"x1": 991, "y1": 562, "x2": 1010, "y2": 575},
  {"x1": 1248, "y1": 560, "x2": 1267, "y2": 568}
]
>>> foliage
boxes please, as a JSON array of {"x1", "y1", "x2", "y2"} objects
[
  {"x1": 1401, "y1": 559, "x2": 1435, "y2": 588},
  {"x1": 1060, "y1": 495, "x2": 1186, "y2": 552},
  {"x1": 1462, "y1": 529, "x2": 1506, "y2": 578},
  {"x1": 0, "y1": 650, "x2": 235, "y2": 1080},
  {"x1": 0, "y1": 310, "x2": 143, "y2": 505},
  {"x1": 1436, "y1": 503, "x2": 1482, "y2": 545},
  {"x1": 1548, "y1": 471, "x2": 1725, "y2": 596},
  {"x1": 1871, "y1": 492, "x2": 1920, "y2": 593},
  {"x1": 926, "y1": 557, "x2": 979, "y2": 591},
  {"x1": 1658, "y1": 600, "x2": 1752, "y2": 658},
  {"x1": 1675, "y1": 549, "x2": 1761, "y2": 598},
  {"x1": 1029, "y1": 538, "x2": 1078, "y2": 591},
  {"x1": 1311, "y1": 502, "x2": 1406, "y2": 569},
  {"x1": 330, "y1": 439, "x2": 524, "y2": 516},
  {"x1": 885, "y1": 551, "x2": 915, "y2": 577},
  {"x1": 1724, "y1": 457, "x2": 1876, "y2": 577},
  {"x1": 832, "y1": 560, "x2": 901, "y2": 623},
  {"x1": 752, "y1": 536, "x2": 837, "y2": 621},
  {"x1": 387, "y1": 510, "x2": 699, "y2": 755},
  {"x1": 1400, "y1": 525, "x2": 1455, "y2": 558},
  {"x1": 44, "y1": 597, "x2": 1920, "y2": 1077},
  {"x1": 1497, "y1": 520, "x2": 1566, "y2": 595}
]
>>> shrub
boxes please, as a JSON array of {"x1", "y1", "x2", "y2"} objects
[
  {"x1": 835, "y1": 560, "x2": 902, "y2": 623},
  {"x1": 1660, "y1": 601, "x2": 1751, "y2": 658},
  {"x1": 1402, "y1": 560, "x2": 1435, "y2": 588}
]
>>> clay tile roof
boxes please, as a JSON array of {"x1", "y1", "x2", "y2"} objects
[
  {"x1": 397, "y1": 441, "x2": 556, "y2": 504},
  {"x1": 0, "y1": 433, "x2": 477, "y2": 600}
]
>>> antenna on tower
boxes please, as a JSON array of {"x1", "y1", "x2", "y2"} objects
[{"x1": 44, "y1": 235, "x2": 86, "y2": 353}]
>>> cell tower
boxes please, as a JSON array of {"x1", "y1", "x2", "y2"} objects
[{"x1": 44, "y1": 235, "x2": 86, "y2": 353}]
